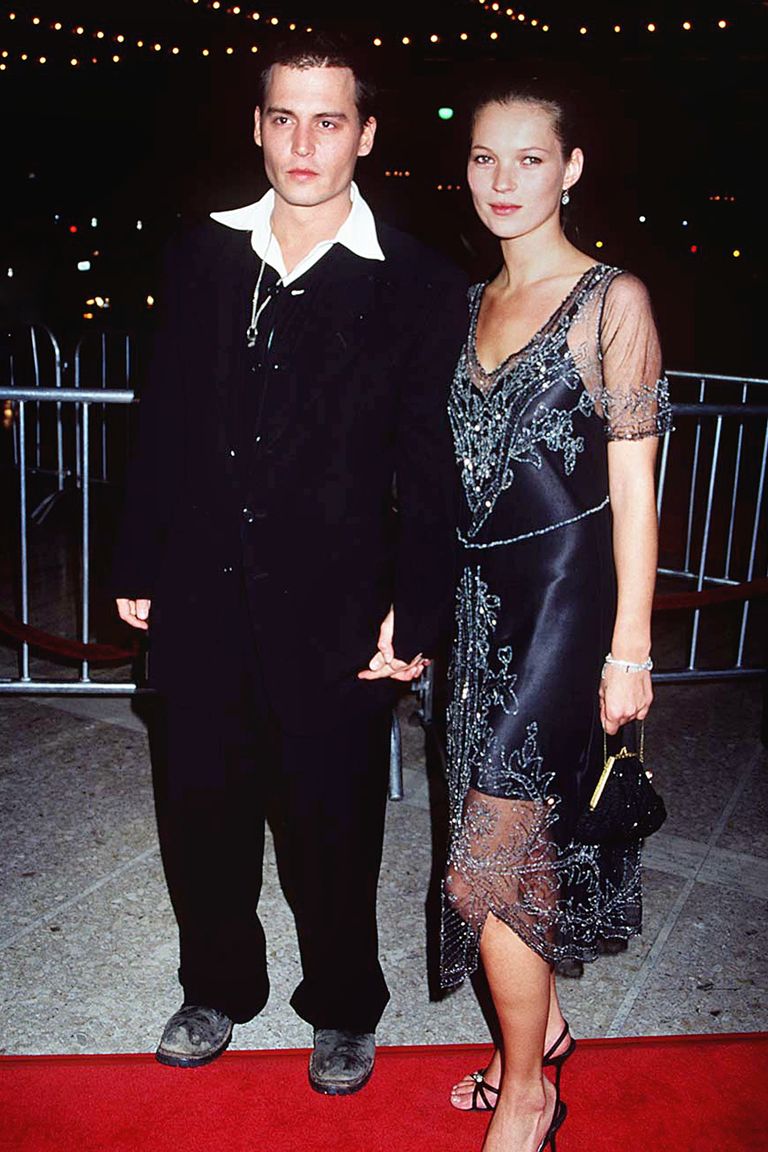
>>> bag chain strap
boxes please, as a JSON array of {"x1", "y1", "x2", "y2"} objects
[{"x1": 603, "y1": 719, "x2": 645, "y2": 765}]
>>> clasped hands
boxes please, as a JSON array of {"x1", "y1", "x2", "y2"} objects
[
  {"x1": 116, "y1": 599, "x2": 428, "y2": 684},
  {"x1": 357, "y1": 607, "x2": 430, "y2": 683}
]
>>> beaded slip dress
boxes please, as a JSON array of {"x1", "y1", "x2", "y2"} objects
[{"x1": 441, "y1": 264, "x2": 672, "y2": 988}]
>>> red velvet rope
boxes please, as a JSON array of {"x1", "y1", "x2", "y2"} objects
[
  {"x1": 652, "y1": 577, "x2": 768, "y2": 611},
  {"x1": 0, "y1": 609, "x2": 137, "y2": 664}
]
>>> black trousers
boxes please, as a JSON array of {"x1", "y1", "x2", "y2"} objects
[{"x1": 147, "y1": 601, "x2": 392, "y2": 1032}]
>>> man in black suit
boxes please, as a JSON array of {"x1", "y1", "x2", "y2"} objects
[{"x1": 113, "y1": 33, "x2": 466, "y2": 1094}]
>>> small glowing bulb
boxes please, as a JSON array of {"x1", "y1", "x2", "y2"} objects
[
  {"x1": 32, "y1": 16, "x2": 40, "y2": 24},
  {"x1": 54, "y1": 21, "x2": 62, "y2": 29},
  {"x1": 639, "y1": 215, "x2": 646, "y2": 223},
  {"x1": 147, "y1": 295, "x2": 155, "y2": 306},
  {"x1": 116, "y1": 34, "x2": 124, "y2": 42},
  {"x1": 250, "y1": 45, "x2": 258, "y2": 53},
  {"x1": 430, "y1": 33, "x2": 439, "y2": 42},
  {"x1": 732, "y1": 249, "x2": 741, "y2": 258},
  {"x1": 39, "y1": 55, "x2": 46, "y2": 63},
  {"x1": 718, "y1": 20, "x2": 727, "y2": 29},
  {"x1": 202, "y1": 48, "x2": 209, "y2": 55},
  {"x1": 70, "y1": 57, "x2": 78, "y2": 65},
  {"x1": 682, "y1": 220, "x2": 688, "y2": 227},
  {"x1": 595, "y1": 240, "x2": 604, "y2": 248},
  {"x1": 613, "y1": 24, "x2": 621, "y2": 32},
  {"x1": 172, "y1": 46, "x2": 180, "y2": 54},
  {"x1": 647, "y1": 23, "x2": 656, "y2": 33},
  {"x1": 112, "y1": 54, "x2": 120, "y2": 62},
  {"x1": 373, "y1": 37, "x2": 382, "y2": 46},
  {"x1": 683, "y1": 21, "x2": 692, "y2": 30},
  {"x1": 136, "y1": 220, "x2": 143, "y2": 231},
  {"x1": 226, "y1": 46, "x2": 234, "y2": 54},
  {"x1": 490, "y1": 31, "x2": 499, "y2": 39},
  {"x1": 402, "y1": 36, "x2": 410, "y2": 45},
  {"x1": 96, "y1": 30, "x2": 105, "y2": 39},
  {"x1": 579, "y1": 26, "x2": 587, "y2": 35},
  {"x1": 460, "y1": 32, "x2": 469, "y2": 40}
]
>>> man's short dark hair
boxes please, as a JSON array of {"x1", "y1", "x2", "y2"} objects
[{"x1": 256, "y1": 31, "x2": 377, "y2": 125}]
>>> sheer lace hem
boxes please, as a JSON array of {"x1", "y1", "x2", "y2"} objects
[{"x1": 441, "y1": 772, "x2": 643, "y2": 986}]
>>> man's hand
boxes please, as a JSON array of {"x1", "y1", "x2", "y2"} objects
[
  {"x1": 357, "y1": 607, "x2": 430, "y2": 683},
  {"x1": 116, "y1": 598, "x2": 152, "y2": 632}
]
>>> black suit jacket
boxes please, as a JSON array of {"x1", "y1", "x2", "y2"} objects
[{"x1": 112, "y1": 216, "x2": 468, "y2": 729}]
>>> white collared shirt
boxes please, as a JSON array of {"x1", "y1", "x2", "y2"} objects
[{"x1": 210, "y1": 181, "x2": 385, "y2": 287}]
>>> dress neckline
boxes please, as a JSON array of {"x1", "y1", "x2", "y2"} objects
[{"x1": 470, "y1": 264, "x2": 605, "y2": 382}]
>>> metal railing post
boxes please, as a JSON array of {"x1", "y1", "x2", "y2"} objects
[
  {"x1": 81, "y1": 401, "x2": 91, "y2": 684},
  {"x1": 736, "y1": 421, "x2": 768, "y2": 667},
  {"x1": 17, "y1": 400, "x2": 30, "y2": 682}
]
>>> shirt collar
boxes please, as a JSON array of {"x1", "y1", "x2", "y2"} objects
[{"x1": 210, "y1": 182, "x2": 384, "y2": 284}]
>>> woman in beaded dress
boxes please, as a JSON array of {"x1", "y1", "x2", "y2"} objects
[{"x1": 441, "y1": 86, "x2": 672, "y2": 1152}]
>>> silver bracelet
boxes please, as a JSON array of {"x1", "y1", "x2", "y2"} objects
[{"x1": 602, "y1": 651, "x2": 653, "y2": 675}]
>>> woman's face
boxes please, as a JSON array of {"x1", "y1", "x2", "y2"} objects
[{"x1": 467, "y1": 100, "x2": 582, "y2": 241}]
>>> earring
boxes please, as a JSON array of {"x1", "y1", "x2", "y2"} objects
[{"x1": 561, "y1": 188, "x2": 570, "y2": 206}]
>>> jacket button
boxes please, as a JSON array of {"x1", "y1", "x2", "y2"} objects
[{"x1": 242, "y1": 507, "x2": 255, "y2": 524}]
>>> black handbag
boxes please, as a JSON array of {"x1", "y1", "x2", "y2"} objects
[{"x1": 575, "y1": 723, "x2": 666, "y2": 845}]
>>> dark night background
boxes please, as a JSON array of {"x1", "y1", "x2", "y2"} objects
[{"x1": 0, "y1": 0, "x2": 765, "y2": 374}]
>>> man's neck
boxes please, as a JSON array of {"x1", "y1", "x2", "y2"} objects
[{"x1": 270, "y1": 190, "x2": 353, "y2": 276}]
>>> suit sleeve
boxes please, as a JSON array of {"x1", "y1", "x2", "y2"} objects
[
  {"x1": 109, "y1": 233, "x2": 189, "y2": 598},
  {"x1": 391, "y1": 264, "x2": 468, "y2": 662}
]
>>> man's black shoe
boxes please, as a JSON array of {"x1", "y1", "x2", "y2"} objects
[
  {"x1": 308, "y1": 1028, "x2": 375, "y2": 1095},
  {"x1": 155, "y1": 1005, "x2": 233, "y2": 1068}
]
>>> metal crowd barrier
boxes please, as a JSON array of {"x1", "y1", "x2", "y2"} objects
[
  {"x1": 2, "y1": 325, "x2": 134, "y2": 524},
  {"x1": 0, "y1": 386, "x2": 137, "y2": 694},
  {"x1": 654, "y1": 372, "x2": 768, "y2": 687}
]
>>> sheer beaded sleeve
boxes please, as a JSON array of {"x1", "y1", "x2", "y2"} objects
[{"x1": 597, "y1": 272, "x2": 672, "y2": 441}]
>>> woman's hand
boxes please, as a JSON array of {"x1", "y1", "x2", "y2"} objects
[{"x1": 599, "y1": 664, "x2": 653, "y2": 735}]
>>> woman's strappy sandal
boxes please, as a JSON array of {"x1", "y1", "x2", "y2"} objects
[{"x1": 458, "y1": 1021, "x2": 576, "y2": 1112}]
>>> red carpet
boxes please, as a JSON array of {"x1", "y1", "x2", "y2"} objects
[{"x1": 0, "y1": 1034, "x2": 765, "y2": 1152}]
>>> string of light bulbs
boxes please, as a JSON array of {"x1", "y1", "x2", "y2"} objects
[{"x1": 0, "y1": 5, "x2": 744, "y2": 73}]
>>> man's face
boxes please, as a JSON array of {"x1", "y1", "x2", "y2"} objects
[{"x1": 254, "y1": 65, "x2": 376, "y2": 212}]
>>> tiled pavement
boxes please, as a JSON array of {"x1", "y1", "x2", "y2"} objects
[{"x1": 1, "y1": 661, "x2": 766, "y2": 1057}]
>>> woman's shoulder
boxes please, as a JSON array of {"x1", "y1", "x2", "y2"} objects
[{"x1": 595, "y1": 265, "x2": 653, "y2": 309}]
